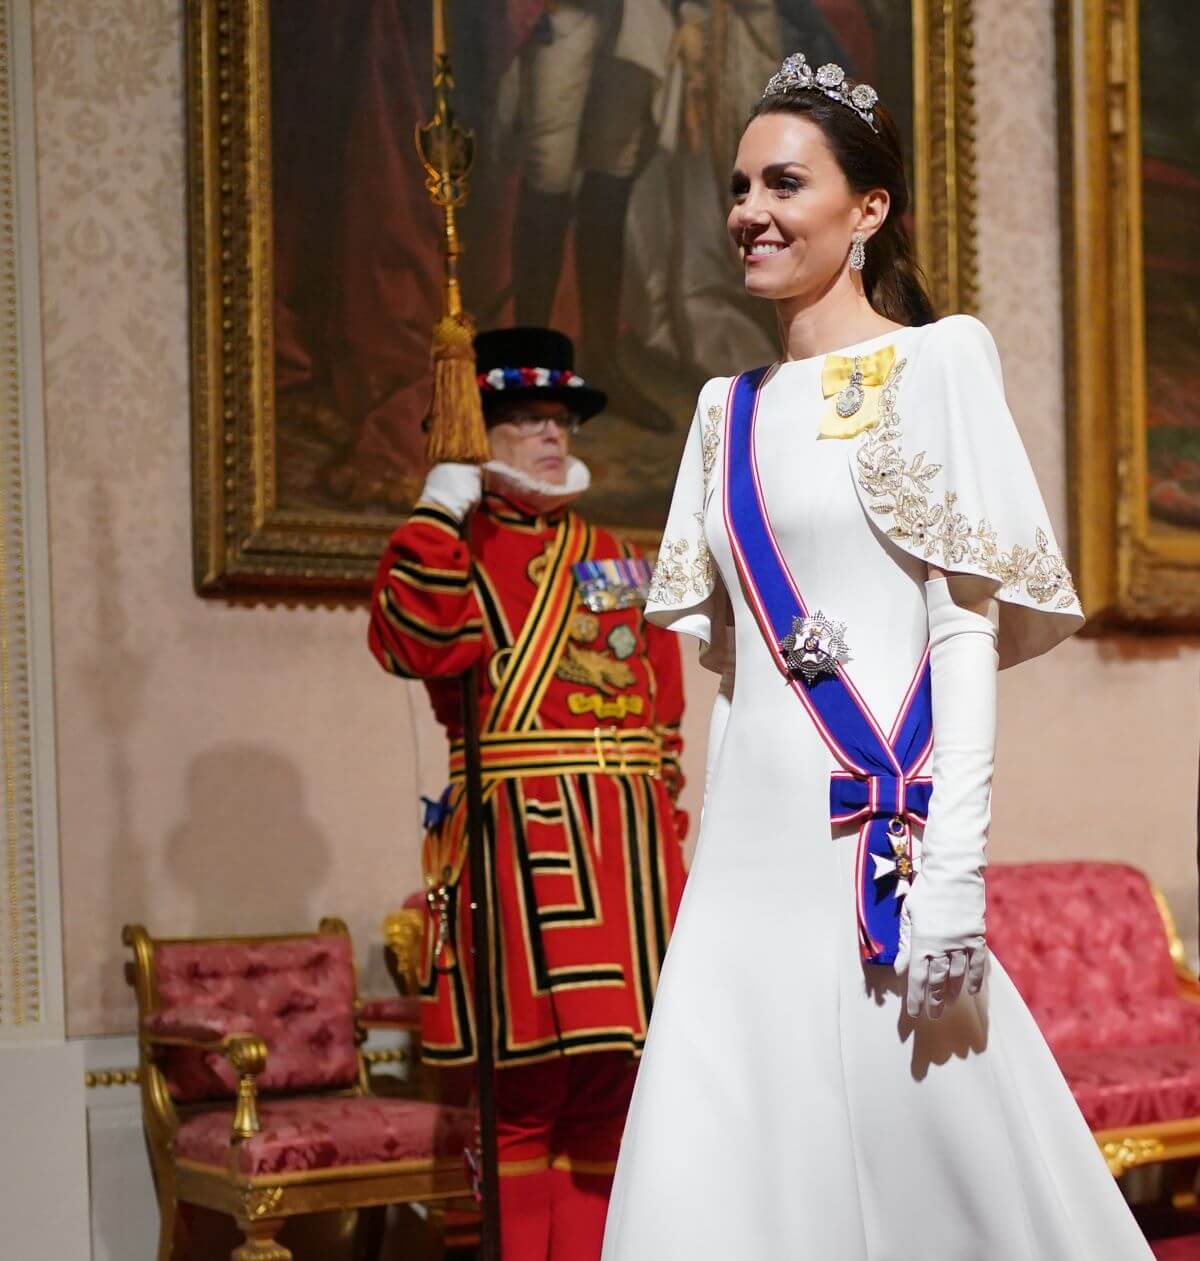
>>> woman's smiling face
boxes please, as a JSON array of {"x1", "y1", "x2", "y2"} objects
[{"x1": 728, "y1": 111, "x2": 879, "y2": 304}]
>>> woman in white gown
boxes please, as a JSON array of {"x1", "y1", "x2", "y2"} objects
[{"x1": 601, "y1": 53, "x2": 1153, "y2": 1260}]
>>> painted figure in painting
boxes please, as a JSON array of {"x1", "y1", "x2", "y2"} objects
[
  {"x1": 1139, "y1": 0, "x2": 1200, "y2": 527},
  {"x1": 505, "y1": 0, "x2": 677, "y2": 430},
  {"x1": 368, "y1": 328, "x2": 688, "y2": 1260},
  {"x1": 600, "y1": 53, "x2": 1153, "y2": 1259},
  {"x1": 266, "y1": 1, "x2": 916, "y2": 538}
]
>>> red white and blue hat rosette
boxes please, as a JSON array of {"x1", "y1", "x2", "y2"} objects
[{"x1": 473, "y1": 326, "x2": 607, "y2": 425}]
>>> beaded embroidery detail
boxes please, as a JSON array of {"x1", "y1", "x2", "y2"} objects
[
  {"x1": 649, "y1": 512, "x2": 713, "y2": 605},
  {"x1": 701, "y1": 405, "x2": 723, "y2": 494},
  {"x1": 854, "y1": 359, "x2": 1078, "y2": 610}
]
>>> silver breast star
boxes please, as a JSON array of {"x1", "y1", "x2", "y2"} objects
[{"x1": 779, "y1": 610, "x2": 850, "y2": 683}]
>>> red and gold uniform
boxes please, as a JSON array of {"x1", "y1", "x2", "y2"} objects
[
  {"x1": 369, "y1": 478, "x2": 687, "y2": 1259},
  {"x1": 368, "y1": 319, "x2": 687, "y2": 1259},
  {"x1": 370, "y1": 490, "x2": 687, "y2": 1065}
]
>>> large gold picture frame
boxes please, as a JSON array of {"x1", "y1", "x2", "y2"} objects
[
  {"x1": 1061, "y1": 0, "x2": 1200, "y2": 625},
  {"x1": 189, "y1": 0, "x2": 978, "y2": 596}
]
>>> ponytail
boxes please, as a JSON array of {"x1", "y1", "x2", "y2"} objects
[{"x1": 863, "y1": 216, "x2": 936, "y2": 327}]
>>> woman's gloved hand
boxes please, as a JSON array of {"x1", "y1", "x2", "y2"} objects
[{"x1": 894, "y1": 576, "x2": 998, "y2": 1020}]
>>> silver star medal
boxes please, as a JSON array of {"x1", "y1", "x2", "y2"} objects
[
  {"x1": 779, "y1": 610, "x2": 850, "y2": 683},
  {"x1": 835, "y1": 356, "x2": 865, "y2": 418}
]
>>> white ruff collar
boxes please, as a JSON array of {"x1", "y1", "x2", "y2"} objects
[{"x1": 483, "y1": 457, "x2": 591, "y2": 514}]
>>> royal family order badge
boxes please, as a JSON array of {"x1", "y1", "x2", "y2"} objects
[{"x1": 779, "y1": 610, "x2": 850, "y2": 683}]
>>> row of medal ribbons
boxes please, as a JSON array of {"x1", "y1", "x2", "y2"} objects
[{"x1": 573, "y1": 558, "x2": 653, "y2": 613}]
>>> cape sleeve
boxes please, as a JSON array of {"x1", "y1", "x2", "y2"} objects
[
  {"x1": 852, "y1": 314, "x2": 1084, "y2": 669},
  {"x1": 645, "y1": 378, "x2": 734, "y2": 676}
]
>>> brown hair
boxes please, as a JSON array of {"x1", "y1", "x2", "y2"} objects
[{"x1": 747, "y1": 92, "x2": 936, "y2": 326}]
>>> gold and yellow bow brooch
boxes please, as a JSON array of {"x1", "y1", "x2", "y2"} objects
[{"x1": 818, "y1": 344, "x2": 895, "y2": 439}]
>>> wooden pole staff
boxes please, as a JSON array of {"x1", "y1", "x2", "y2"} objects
[{"x1": 415, "y1": 4, "x2": 500, "y2": 1256}]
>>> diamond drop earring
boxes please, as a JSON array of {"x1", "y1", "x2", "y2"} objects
[{"x1": 849, "y1": 231, "x2": 866, "y2": 272}]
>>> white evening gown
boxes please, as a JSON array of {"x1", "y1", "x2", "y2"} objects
[{"x1": 602, "y1": 316, "x2": 1152, "y2": 1259}]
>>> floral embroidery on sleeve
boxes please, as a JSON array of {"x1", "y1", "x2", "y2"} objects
[
  {"x1": 854, "y1": 360, "x2": 1078, "y2": 611},
  {"x1": 649, "y1": 513, "x2": 713, "y2": 605},
  {"x1": 701, "y1": 405, "x2": 723, "y2": 495}
]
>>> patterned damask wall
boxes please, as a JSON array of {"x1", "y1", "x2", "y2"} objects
[
  {"x1": 974, "y1": 0, "x2": 1066, "y2": 524},
  {"x1": 33, "y1": 0, "x2": 449, "y2": 1034},
  {"x1": 32, "y1": 0, "x2": 1199, "y2": 1035}
]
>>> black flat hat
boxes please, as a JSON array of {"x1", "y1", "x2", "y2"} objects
[{"x1": 474, "y1": 327, "x2": 607, "y2": 425}]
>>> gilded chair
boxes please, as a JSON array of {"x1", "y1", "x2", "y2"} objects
[
  {"x1": 123, "y1": 917, "x2": 474, "y2": 1261},
  {"x1": 373, "y1": 897, "x2": 477, "y2": 1105},
  {"x1": 358, "y1": 899, "x2": 424, "y2": 1038},
  {"x1": 381, "y1": 897, "x2": 425, "y2": 1003},
  {"x1": 988, "y1": 862, "x2": 1200, "y2": 1182}
]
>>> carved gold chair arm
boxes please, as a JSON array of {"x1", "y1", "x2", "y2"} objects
[
  {"x1": 383, "y1": 908, "x2": 424, "y2": 995},
  {"x1": 139, "y1": 1024, "x2": 270, "y2": 1142},
  {"x1": 1150, "y1": 885, "x2": 1200, "y2": 1001},
  {"x1": 225, "y1": 1033, "x2": 269, "y2": 1141}
]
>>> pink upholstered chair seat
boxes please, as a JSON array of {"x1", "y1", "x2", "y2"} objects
[
  {"x1": 174, "y1": 1095, "x2": 476, "y2": 1176},
  {"x1": 359, "y1": 995, "x2": 421, "y2": 1026},
  {"x1": 1058, "y1": 1043, "x2": 1200, "y2": 1131}
]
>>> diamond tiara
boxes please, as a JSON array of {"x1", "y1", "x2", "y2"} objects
[{"x1": 761, "y1": 53, "x2": 880, "y2": 133}]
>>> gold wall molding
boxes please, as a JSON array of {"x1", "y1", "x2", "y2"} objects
[
  {"x1": 85, "y1": 1067, "x2": 140, "y2": 1088},
  {"x1": 1060, "y1": 0, "x2": 1200, "y2": 625},
  {"x1": 0, "y1": 0, "x2": 61, "y2": 1037},
  {"x1": 915, "y1": 0, "x2": 979, "y2": 317}
]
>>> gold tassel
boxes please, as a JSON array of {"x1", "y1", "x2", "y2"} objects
[{"x1": 427, "y1": 313, "x2": 490, "y2": 465}]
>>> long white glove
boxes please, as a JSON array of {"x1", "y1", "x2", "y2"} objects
[
  {"x1": 419, "y1": 463, "x2": 483, "y2": 521},
  {"x1": 701, "y1": 661, "x2": 735, "y2": 825},
  {"x1": 895, "y1": 576, "x2": 998, "y2": 1020}
]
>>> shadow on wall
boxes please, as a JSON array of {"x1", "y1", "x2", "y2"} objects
[{"x1": 163, "y1": 744, "x2": 333, "y2": 937}]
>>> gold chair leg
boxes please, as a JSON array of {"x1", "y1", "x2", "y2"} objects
[
  {"x1": 232, "y1": 1218, "x2": 293, "y2": 1261},
  {"x1": 155, "y1": 1195, "x2": 179, "y2": 1261},
  {"x1": 1168, "y1": 1158, "x2": 1199, "y2": 1210}
]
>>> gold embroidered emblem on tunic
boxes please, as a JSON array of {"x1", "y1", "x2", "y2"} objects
[
  {"x1": 570, "y1": 611, "x2": 601, "y2": 643},
  {"x1": 555, "y1": 641, "x2": 637, "y2": 693},
  {"x1": 854, "y1": 359, "x2": 1078, "y2": 610}
]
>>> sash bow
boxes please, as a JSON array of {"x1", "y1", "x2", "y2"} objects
[
  {"x1": 819, "y1": 345, "x2": 896, "y2": 397},
  {"x1": 829, "y1": 771, "x2": 932, "y2": 827}
]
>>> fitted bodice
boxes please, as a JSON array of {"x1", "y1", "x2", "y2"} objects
[{"x1": 705, "y1": 342, "x2": 931, "y2": 734}]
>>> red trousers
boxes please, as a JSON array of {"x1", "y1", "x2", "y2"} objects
[{"x1": 496, "y1": 1051, "x2": 637, "y2": 1261}]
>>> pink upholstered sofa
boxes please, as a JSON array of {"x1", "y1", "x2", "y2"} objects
[{"x1": 988, "y1": 862, "x2": 1200, "y2": 1176}]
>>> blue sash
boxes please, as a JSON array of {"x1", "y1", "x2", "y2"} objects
[{"x1": 722, "y1": 368, "x2": 933, "y2": 964}]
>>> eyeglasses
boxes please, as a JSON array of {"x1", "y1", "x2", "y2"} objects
[{"x1": 496, "y1": 413, "x2": 582, "y2": 437}]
